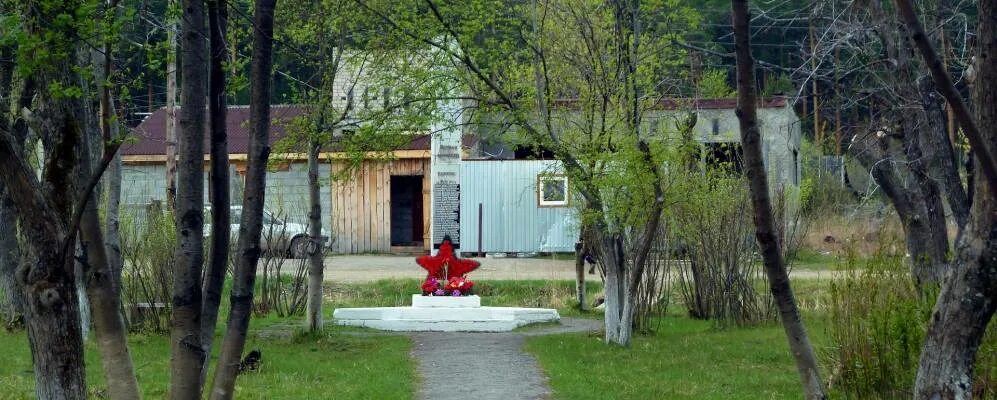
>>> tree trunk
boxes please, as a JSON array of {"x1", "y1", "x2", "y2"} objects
[
  {"x1": 0, "y1": 183, "x2": 22, "y2": 323},
  {"x1": 917, "y1": 77, "x2": 969, "y2": 230},
  {"x1": 0, "y1": 43, "x2": 21, "y2": 324},
  {"x1": 210, "y1": 0, "x2": 276, "y2": 397},
  {"x1": 895, "y1": 0, "x2": 997, "y2": 188},
  {"x1": 573, "y1": 240, "x2": 586, "y2": 311},
  {"x1": 305, "y1": 142, "x2": 324, "y2": 331},
  {"x1": 169, "y1": 0, "x2": 208, "y2": 396},
  {"x1": 165, "y1": 1, "x2": 179, "y2": 211},
  {"x1": 104, "y1": 143, "x2": 123, "y2": 294},
  {"x1": 80, "y1": 171, "x2": 140, "y2": 400},
  {"x1": 731, "y1": 2, "x2": 827, "y2": 399},
  {"x1": 81, "y1": 18, "x2": 141, "y2": 397},
  {"x1": 0, "y1": 104, "x2": 86, "y2": 400},
  {"x1": 200, "y1": 0, "x2": 231, "y2": 382},
  {"x1": 913, "y1": 0, "x2": 997, "y2": 397}
]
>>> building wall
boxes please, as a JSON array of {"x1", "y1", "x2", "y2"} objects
[
  {"x1": 120, "y1": 161, "x2": 333, "y2": 233},
  {"x1": 647, "y1": 104, "x2": 802, "y2": 189},
  {"x1": 329, "y1": 158, "x2": 431, "y2": 254},
  {"x1": 459, "y1": 160, "x2": 578, "y2": 253}
]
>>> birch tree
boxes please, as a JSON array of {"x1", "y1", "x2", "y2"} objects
[
  {"x1": 169, "y1": 0, "x2": 209, "y2": 396},
  {"x1": 210, "y1": 0, "x2": 278, "y2": 397},
  {"x1": 200, "y1": 0, "x2": 232, "y2": 382}
]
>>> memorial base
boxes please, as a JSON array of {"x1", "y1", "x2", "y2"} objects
[{"x1": 333, "y1": 294, "x2": 560, "y2": 332}]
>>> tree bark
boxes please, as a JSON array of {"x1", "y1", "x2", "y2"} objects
[
  {"x1": 574, "y1": 239, "x2": 586, "y2": 311},
  {"x1": 210, "y1": 0, "x2": 276, "y2": 397},
  {"x1": 165, "y1": 1, "x2": 179, "y2": 211},
  {"x1": 731, "y1": 1, "x2": 827, "y2": 399},
  {"x1": 200, "y1": 0, "x2": 231, "y2": 382},
  {"x1": 79, "y1": 160, "x2": 140, "y2": 400},
  {"x1": 305, "y1": 142, "x2": 324, "y2": 331},
  {"x1": 917, "y1": 77, "x2": 970, "y2": 230},
  {"x1": 169, "y1": 0, "x2": 208, "y2": 396},
  {"x1": 0, "y1": 43, "x2": 21, "y2": 324},
  {"x1": 82, "y1": 14, "x2": 141, "y2": 397},
  {"x1": 913, "y1": 0, "x2": 997, "y2": 397},
  {"x1": 0, "y1": 101, "x2": 86, "y2": 400},
  {"x1": 895, "y1": 0, "x2": 997, "y2": 190}
]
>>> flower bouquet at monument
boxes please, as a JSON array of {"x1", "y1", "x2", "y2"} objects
[{"x1": 421, "y1": 276, "x2": 475, "y2": 296}]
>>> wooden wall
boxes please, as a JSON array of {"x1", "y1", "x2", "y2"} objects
[{"x1": 330, "y1": 158, "x2": 431, "y2": 254}]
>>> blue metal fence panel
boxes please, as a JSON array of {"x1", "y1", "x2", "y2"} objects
[{"x1": 459, "y1": 160, "x2": 579, "y2": 253}]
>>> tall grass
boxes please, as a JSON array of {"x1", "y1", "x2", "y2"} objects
[
  {"x1": 825, "y1": 246, "x2": 997, "y2": 398},
  {"x1": 119, "y1": 204, "x2": 176, "y2": 333}
]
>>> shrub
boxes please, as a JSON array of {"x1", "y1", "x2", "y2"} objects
[
  {"x1": 825, "y1": 246, "x2": 997, "y2": 398},
  {"x1": 671, "y1": 171, "x2": 775, "y2": 327},
  {"x1": 119, "y1": 203, "x2": 176, "y2": 333},
  {"x1": 698, "y1": 69, "x2": 735, "y2": 98}
]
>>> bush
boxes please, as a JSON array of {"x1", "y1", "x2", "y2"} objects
[
  {"x1": 119, "y1": 204, "x2": 176, "y2": 333},
  {"x1": 671, "y1": 171, "x2": 775, "y2": 327},
  {"x1": 825, "y1": 247, "x2": 997, "y2": 398}
]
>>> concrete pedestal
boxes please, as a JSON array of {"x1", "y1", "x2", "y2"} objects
[{"x1": 333, "y1": 294, "x2": 560, "y2": 332}]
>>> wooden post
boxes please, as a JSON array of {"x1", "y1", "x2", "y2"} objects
[{"x1": 477, "y1": 203, "x2": 483, "y2": 257}]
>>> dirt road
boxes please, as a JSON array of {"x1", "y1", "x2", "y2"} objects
[{"x1": 322, "y1": 254, "x2": 842, "y2": 282}]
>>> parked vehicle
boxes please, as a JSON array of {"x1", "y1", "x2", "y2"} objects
[{"x1": 205, "y1": 206, "x2": 330, "y2": 258}]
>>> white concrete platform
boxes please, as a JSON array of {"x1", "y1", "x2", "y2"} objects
[
  {"x1": 411, "y1": 294, "x2": 481, "y2": 308},
  {"x1": 333, "y1": 295, "x2": 560, "y2": 332}
]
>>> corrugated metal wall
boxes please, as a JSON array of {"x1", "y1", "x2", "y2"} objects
[{"x1": 460, "y1": 160, "x2": 578, "y2": 253}]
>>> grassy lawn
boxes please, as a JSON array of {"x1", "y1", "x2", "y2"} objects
[
  {"x1": 526, "y1": 314, "x2": 828, "y2": 399},
  {"x1": 789, "y1": 248, "x2": 842, "y2": 271},
  {"x1": 0, "y1": 277, "x2": 836, "y2": 398},
  {"x1": 0, "y1": 322, "x2": 414, "y2": 399}
]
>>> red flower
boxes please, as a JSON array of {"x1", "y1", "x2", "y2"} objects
[
  {"x1": 421, "y1": 278, "x2": 440, "y2": 294},
  {"x1": 445, "y1": 276, "x2": 474, "y2": 294}
]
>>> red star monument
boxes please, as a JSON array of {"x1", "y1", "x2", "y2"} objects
[{"x1": 416, "y1": 236, "x2": 480, "y2": 280}]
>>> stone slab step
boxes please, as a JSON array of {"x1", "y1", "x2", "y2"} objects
[{"x1": 332, "y1": 306, "x2": 560, "y2": 332}]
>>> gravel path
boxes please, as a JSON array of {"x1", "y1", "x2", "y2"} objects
[{"x1": 411, "y1": 318, "x2": 600, "y2": 400}]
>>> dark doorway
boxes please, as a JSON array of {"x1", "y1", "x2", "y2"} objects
[{"x1": 390, "y1": 175, "x2": 424, "y2": 246}]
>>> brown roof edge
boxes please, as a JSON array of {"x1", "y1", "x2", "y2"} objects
[{"x1": 550, "y1": 97, "x2": 787, "y2": 110}]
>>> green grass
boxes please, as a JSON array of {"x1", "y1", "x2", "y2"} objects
[
  {"x1": 0, "y1": 324, "x2": 414, "y2": 399},
  {"x1": 526, "y1": 314, "x2": 828, "y2": 399},
  {"x1": 790, "y1": 248, "x2": 841, "y2": 271},
  {"x1": 1, "y1": 278, "x2": 838, "y2": 399}
]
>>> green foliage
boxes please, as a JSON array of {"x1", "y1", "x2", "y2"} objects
[
  {"x1": 118, "y1": 205, "x2": 177, "y2": 333},
  {"x1": 798, "y1": 139, "x2": 856, "y2": 216},
  {"x1": 670, "y1": 169, "x2": 775, "y2": 327},
  {"x1": 697, "y1": 69, "x2": 734, "y2": 98},
  {"x1": 825, "y1": 250, "x2": 997, "y2": 398},
  {"x1": 762, "y1": 73, "x2": 795, "y2": 97}
]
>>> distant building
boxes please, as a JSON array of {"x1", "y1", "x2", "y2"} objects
[{"x1": 120, "y1": 97, "x2": 800, "y2": 255}]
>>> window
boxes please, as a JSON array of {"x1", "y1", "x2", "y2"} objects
[{"x1": 537, "y1": 175, "x2": 569, "y2": 207}]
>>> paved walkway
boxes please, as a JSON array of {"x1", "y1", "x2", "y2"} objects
[
  {"x1": 322, "y1": 254, "x2": 844, "y2": 282},
  {"x1": 410, "y1": 318, "x2": 601, "y2": 400}
]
